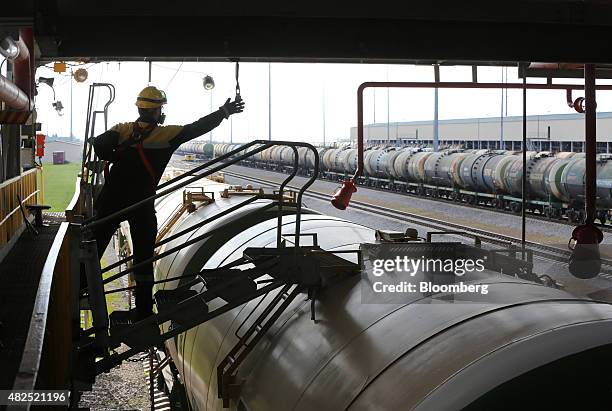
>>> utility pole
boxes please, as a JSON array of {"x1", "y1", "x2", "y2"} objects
[
  {"x1": 386, "y1": 65, "x2": 390, "y2": 143},
  {"x1": 373, "y1": 88, "x2": 376, "y2": 124},
  {"x1": 322, "y1": 83, "x2": 326, "y2": 146},
  {"x1": 209, "y1": 91, "x2": 213, "y2": 142},
  {"x1": 268, "y1": 63, "x2": 272, "y2": 141},
  {"x1": 433, "y1": 64, "x2": 440, "y2": 152}
]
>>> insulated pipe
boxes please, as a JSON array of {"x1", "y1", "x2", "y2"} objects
[
  {"x1": 0, "y1": 73, "x2": 30, "y2": 110},
  {"x1": 13, "y1": 28, "x2": 33, "y2": 102}
]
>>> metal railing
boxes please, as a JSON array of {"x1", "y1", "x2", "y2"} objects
[{"x1": 83, "y1": 139, "x2": 320, "y2": 286}]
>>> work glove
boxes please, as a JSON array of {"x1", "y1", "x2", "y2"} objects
[{"x1": 220, "y1": 97, "x2": 245, "y2": 119}]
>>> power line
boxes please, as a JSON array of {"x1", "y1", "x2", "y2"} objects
[{"x1": 164, "y1": 62, "x2": 184, "y2": 89}]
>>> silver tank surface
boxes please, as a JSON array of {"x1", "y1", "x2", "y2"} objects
[
  {"x1": 561, "y1": 154, "x2": 612, "y2": 208},
  {"x1": 527, "y1": 155, "x2": 558, "y2": 199},
  {"x1": 153, "y1": 179, "x2": 612, "y2": 411},
  {"x1": 423, "y1": 150, "x2": 460, "y2": 187}
]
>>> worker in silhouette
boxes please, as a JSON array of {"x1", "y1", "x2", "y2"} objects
[{"x1": 91, "y1": 86, "x2": 245, "y2": 320}]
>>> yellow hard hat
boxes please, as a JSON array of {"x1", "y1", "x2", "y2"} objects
[{"x1": 135, "y1": 86, "x2": 167, "y2": 108}]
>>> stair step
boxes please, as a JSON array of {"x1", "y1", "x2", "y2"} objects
[
  {"x1": 108, "y1": 309, "x2": 137, "y2": 337},
  {"x1": 153, "y1": 288, "x2": 209, "y2": 327},
  {"x1": 154, "y1": 288, "x2": 198, "y2": 312}
]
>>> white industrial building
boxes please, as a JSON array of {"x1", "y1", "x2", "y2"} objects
[{"x1": 351, "y1": 112, "x2": 612, "y2": 152}]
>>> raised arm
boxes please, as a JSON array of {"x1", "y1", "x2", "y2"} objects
[{"x1": 169, "y1": 97, "x2": 245, "y2": 149}]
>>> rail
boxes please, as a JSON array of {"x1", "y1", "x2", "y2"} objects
[
  {"x1": 84, "y1": 139, "x2": 319, "y2": 287},
  {"x1": 9, "y1": 222, "x2": 72, "y2": 409}
]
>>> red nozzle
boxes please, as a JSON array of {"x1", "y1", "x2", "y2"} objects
[{"x1": 331, "y1": 179, "x2": 357, "y2": 210}]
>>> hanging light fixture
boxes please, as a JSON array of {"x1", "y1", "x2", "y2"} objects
[
  {"x1": 203, "y1": 75, "x2": 215, "y2": 90},
  {"x1": 52, "y1": 100, "x2": 64, "y2": 116},
  {"x1": 73, "y1": 68, "x2": 88, "y2": 82}
]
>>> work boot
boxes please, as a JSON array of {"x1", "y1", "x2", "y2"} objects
[{"x1": 135, "y1": 282, "x2": 154, "y2": 321}]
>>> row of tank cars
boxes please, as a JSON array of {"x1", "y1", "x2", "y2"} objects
[{"x1": 177, "y1": 141, "x2": 612, "y2": 224}]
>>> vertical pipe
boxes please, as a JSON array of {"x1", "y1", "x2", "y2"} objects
[
  {"x1": 356, "y1": 84, "x2": 365, "y2": 178},
  {"x1": 585, "y1": 64, "x2": 597, "y2": 224},
  {"x1": 521, "y1": 75, "x2": 527, "y2": 250},
  {"x1": 148, "y1": 61, "x2": 152, "y2": 84},
  {"x1": 14, "y1": 28, "x2": 33, "y2": 104}
]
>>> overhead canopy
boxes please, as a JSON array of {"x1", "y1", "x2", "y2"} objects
[{"x1": 3, "y1": 0, "x2": 612, "y2": 64}]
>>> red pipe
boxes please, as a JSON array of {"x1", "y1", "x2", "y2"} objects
[
  {"x1": 13, "y1": 27, "x2": 34, "y2": 104},
  {"x1": 584, "y1": 64, "x2": 597, "y2": 224},
  {"x1": 331, "y1": 80, "x2": 612, "y2": 211}
]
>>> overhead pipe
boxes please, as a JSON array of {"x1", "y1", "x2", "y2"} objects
[
  {"x1": 0, "y1": 28, "x2": 33, "y2": 110},
  {"x1": 0, "y1": 36, "x2": 29, "y2": 62},
  {"x1": 13, "y1": 27, "x2": 34, "y2": 102},
  {"x1": 331, "y1": 80, "x2": 612, "y2": 211},
  {"x1": 0, "y1": 73, "x2": 31, "y2": 110}
]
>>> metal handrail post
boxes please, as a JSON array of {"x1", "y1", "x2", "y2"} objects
[{"x1": 277, "y1": 146, "x2": 299, "y2": 247}]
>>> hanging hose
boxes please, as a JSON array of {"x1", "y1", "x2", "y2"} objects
[
  {"x1": 234, "y1": 60, "x2": 241, "y2": 101},
  {"x1": 568, "y1": 64, "x2": 604, "y2": 279}
]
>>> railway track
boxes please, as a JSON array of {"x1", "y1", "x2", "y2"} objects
[
  {"x1": 220, "y1": 169, "x2": 612, "y2": 277},
  {"x1": 243, "y1": 162, "x2": 612, "y2": 234}
]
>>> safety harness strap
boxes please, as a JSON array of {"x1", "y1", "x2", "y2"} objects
[
  {"x1": 136, "y1": 141, "x2": 157, "y2": 187},
  {"x1": 104, "y1": 122, "x2": 158, "y2": 186}
]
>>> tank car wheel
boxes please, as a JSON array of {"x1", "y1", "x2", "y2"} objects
[
  {"x1": 510, "y1": 202, "x2": 522, "y2": 213},
  {"x1": 416, "y1": 187, "x2": 424, "y2": 196}
]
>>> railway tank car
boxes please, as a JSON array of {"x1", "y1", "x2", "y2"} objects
[
  {"x1": 154, "y1": 178, "x2": 612, "y2": 410},
  {"x1": 201, "y1": 142, "x2": 612, "y2": 223}
]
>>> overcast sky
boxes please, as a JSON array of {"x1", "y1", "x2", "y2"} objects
[{"x1": 31, "y1": 61, "x2": 612, "y2": 145}]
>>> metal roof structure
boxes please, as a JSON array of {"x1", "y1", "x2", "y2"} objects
[{"x1": 3, "y1": 1, "x2": 612, "y2": 63}]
